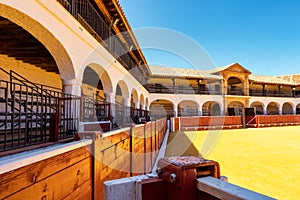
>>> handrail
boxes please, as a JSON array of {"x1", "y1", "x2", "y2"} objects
[
  {"x1": 0, "y1": 67, "x2": 63, "y2": 98},
  {"x1": 9, "y1": 70, "x2": 62, "y2": 92},
  {"x1": 196, "y1": 176, "x2": 276, "y2": 200}
]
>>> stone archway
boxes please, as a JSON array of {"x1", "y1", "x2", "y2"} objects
[
  {"x1": 227, "y1": 77, "x2": 243, "y2": 95},
  {"x1": 267, "y1": 102, "x2": 279, "y2": 115},
  {"x1": 228, "y1": 101, "x2": 244, "y2": 116},
  {"x1": 150, "y1": 99, "x2": 174, "y2": 120},
  {"x1": 282, "y1": 102, "x2": 293, "y2": 115},
  {"x1": 0, "y1": 4, "x2": 75, "y2": 81},
  {"x1": 250, "y1": 102, "x2": 264, "y2": 115},
  {"x1": 178, "y1": 100, "x2": 199, "y2": 117},
  {"x1": 202, "y1": 101, "x2": 221, "y2": 116},
  {"x1": 297, "y1": 103, "x2": 300, "y2": 114}
]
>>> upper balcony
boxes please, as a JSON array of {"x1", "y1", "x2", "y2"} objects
[
  {"x1": 57, "y1": 0, "x2": 150, "y2": 84},
  {"x1": 144, "y1": 83, "x2": 222, "y2": 95}
]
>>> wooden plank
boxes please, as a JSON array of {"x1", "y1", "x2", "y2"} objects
[
  {"x1": 93, "y1": 135, "x2": 102, "y2": 200},
  {"x1": 0, "y1": 146, "x2": 92, "y2": 199},
  {"x1": 6, "y1": 157, "x2": 92, "y2": 200},
  {"x1": 64, "y1": 179, "x2": 92, "y2": 200}
]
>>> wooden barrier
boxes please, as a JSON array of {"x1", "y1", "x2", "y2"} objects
[
  {"x1": 246, "y1": 115, "x2": 300, "y2": 128},
  {"x1": 0, "y1": 118, "x2": 168, "y2": 200},
  {"x1": 93, "y1": 118, "x2": 168, "y2": 199},
  {"x1": 180, "y1": 116, "x2": 242, "y2": 131},
  {"x1": 0, "y1": 140, "x2": 93, "y2": 200}
]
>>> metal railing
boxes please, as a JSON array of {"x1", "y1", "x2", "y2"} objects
[
  {"x1": 250, "y1": 89, "x2": 296, "y2": 97},
  {"x1": 57, "y1": 0, "x2": 145, "y2": 84},
  {"x1": 145, "y1": 84, "x2": 222, "y2": 95},
  {"x1": 227, "y1": 88, "x2": 244, "y2": 96},
  {"x1": 0, "y1": 70, "x2": 80, "y2": 152}
]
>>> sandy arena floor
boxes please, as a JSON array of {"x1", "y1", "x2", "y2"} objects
[{"x1": 165, "y1": 126, "x2": 300, "y2": 200}]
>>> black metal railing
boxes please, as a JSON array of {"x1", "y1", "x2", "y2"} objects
[
  {"x1": 145, "y1": 84, "x2": 222, "y2": 95},
  {"x1": 0, "y1": 69, "x2": 80, "y2": 152},
  {"x1": 249, "y1": 89, "x2": 296, "y2": 97},
  {"x1": 57, "y1": 0, "x2": 146, "y2": 83},
  {"x1": 227, "y1": 88, "x2": 244, "y2": 96}
]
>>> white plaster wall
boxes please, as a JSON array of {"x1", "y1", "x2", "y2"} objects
[{"x1": 0, "y1": 0, "x2": 149, "y2": 100}]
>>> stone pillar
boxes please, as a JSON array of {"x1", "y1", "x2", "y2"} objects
[
  {"x1": 244, "y1": 75, "x2": 250, "y2": 96},
  {"x1": 262, "y1": 85, "x2": 266, "y2": 96},
  {"x1": 62, "y1": 79, "x2": 81, "y2": 124},
  {"x1": 198, "y1": 105, "x2": 202, "y2": 116},
  {"x1": 293, "y1": 107, "x2": 297, "y2": 115},
  {"x1": 62, "y1": 79, "x2": 81, "y2": 96},
  {"x1": 173, "y1": 106, "x2": 178, "y2": 117},
  {"x1": 124, "y1": 97, "x2": 131, "y2": 123},
  {"x1": 105, "y1": 92, "x2": 115, "y2": 121},
  {"x1": 263, "y1": 107, "x2": 267, "y2": 115},
  {"x1": 172, "y1": 78, "x2": 176, "y2": 94},
  {"x1": 222, "y1": 76, "x2": 227, "y2": 95},
  {"x1": 278, "y1": 107, "x2": 282, "y2": 115}
]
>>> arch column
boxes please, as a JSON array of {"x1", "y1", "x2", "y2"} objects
[
  {"x1": 198, "y1": 104, "x2": 202, "y2": 116},
  {"x1": 173, "y1": 106, "x2": 178, "y2": 117},
  {"x1": 263, "y1": 107, "x2": 267, "y2": 115},
  {"x1": 278, "y1": 107, "x2": 282, "y2": 115},
  {"x1": 124, "y1": 97, "x2": 131, "y2": 121},
  {"x1": 62, "y1": 79, "x2": 81, "y2": 96},
  {"x1": 220, "y1": 106, "x2": 225, "y2": 116},
  {"x1": 293, "y1": 106, "x2": 297, "y2": 115},
  {"x1": 105, "y1": 92, "x2": 115, "y2": 121}
]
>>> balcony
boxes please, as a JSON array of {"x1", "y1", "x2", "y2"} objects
[
  {"x1": 227, "y1": 88, "x2": 244, "y2": 96},
  {"x1": 57, "y1": 0, "x2": 147, "y2": 84},
  {"x1": 250, "y1": 89, "x2": 298, "y2": 98},
  {"x1": 145, "y1": 84, "x2": 222, "y2": 95}
]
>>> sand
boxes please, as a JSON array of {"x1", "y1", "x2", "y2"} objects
[{"x1": 165, "y1": 126, "x2": 300, "y2": 200}]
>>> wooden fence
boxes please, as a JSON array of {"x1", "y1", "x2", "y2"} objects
[
  {"x1": 246, "y1": 115, "x2": 300, "y2": 127},
  {"x1": 172, "y1": 116, "x2": 243, "y2": 131},
  {"x1": 0, "y1": 118, "x2": 168, "y2": 200}
]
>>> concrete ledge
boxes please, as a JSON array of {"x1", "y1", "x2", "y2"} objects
[
  {"x1": 197, "y1": 176, "x2": 276, "y2": 200},
  {"x1": 0, "y1": 139, "x2": 92, "y2": 174}
]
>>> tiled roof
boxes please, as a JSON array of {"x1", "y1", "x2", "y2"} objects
[
  {"x1": 249, "y1": 74, "x2": 297, "y2": 85},
  {"x1": 149, "y1": 66, "x2": 222, "y2": 79},
  {"x1": 149, "y1": 65, "x2": 300, "y2": 85}
]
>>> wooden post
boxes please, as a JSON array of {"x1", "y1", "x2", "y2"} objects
[
  {"x1": 93, "y1": 133, "x2": 102, "y2": 199},
  {"x1": 129, "y1": 124, "x2": 133, "y2": 177}
]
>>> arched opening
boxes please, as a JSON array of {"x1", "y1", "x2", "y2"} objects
[
  {"x1": 114, "y1": 81, "x2": 129, "y2": 128},
  {"x1": 0, "y1": 11, "x2": 75, "y2": 149},
  {"x1": 202, "y1": 101, "x2": 221, "y2": 116},
  {"x1": 81, "y1": 65, "x2": 113, "y2": 122},
  {"x1": 0, "y1": 16, "x2": 62, "y2": 88},
  {"x1": 250, "y1": 102, "x2": 264, "y2": 115},
  {"x1": 0, "y1": 8, "x2": 75, "y2": 81},
  {"x1": 267, "y1": 102, "x2": 279, "y2": 115},
  {"x1": 130, "y1": 89, "x2": 138, "y2": 123},
  {"x1": 282, "y1": 102, "x2": 293, "y2": 115},
  {"x1": 297, "y1": 104, "x2": 300, "y2": 114},
  {"x1": 228, "y1": 101, "x2": 244, "y2": 116},
  {"x1": 178, "y1": 101, "x2": 198, "y2": 117},
  {"x1": 227, "y1": 77, "x2": 243, "y2": 95},
  {"x1": 150, "y1": 99, "x2": 174, "y2": 120}
]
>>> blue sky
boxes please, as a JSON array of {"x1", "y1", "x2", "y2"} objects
[{"x1": 119, "y1": 0, "x2": 300, "y2": 75}]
